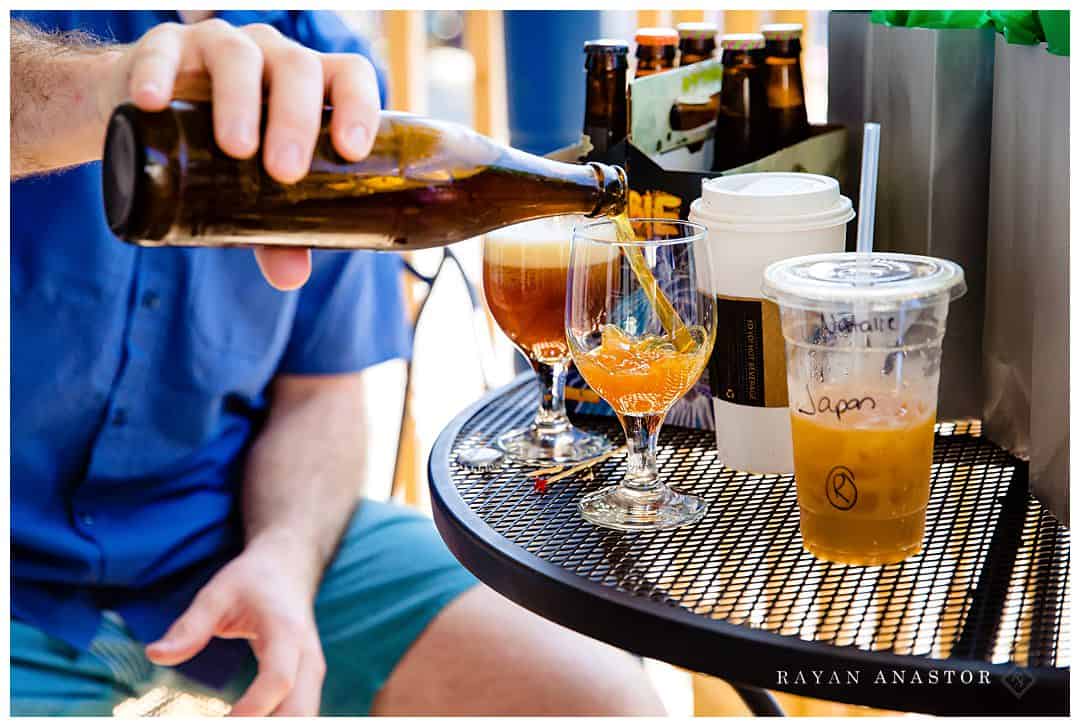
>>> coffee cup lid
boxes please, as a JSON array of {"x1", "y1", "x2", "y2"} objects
[
  {"x1": 762, "y1": 252, "x2": 967, "y2": 310},
  {"x1": 692, "y1": 173, "x2": 854, "y2": 232},
  {"x1": 703, "y1": 172, "x2": 838, "y2": 216}
]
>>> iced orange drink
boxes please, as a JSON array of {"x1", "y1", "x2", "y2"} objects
[
  {"x1": 790, "y1": 390, "x2": 936, "y2": 564},
  {"x1": 573, "y1": 325, "x2": 711, "y2": 416},
  {"x1": 763, "y1": 252, "x2": 967, "y2": 565}
]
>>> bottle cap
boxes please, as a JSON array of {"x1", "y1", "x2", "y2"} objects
[
  {"x1": 720, "y1": 33, "x2": 766, "y2": 51},
  {"x1": 456, "y1": 447, "x2": 505, "y2": 473},
  {"x1": 676, "y1": 94, "x2": 713, "y2": 108},
  {"x1": 584, "y1": 39, "x2": 630, "y2": 55},
  {"x1": 635, "y1": 27, "x2": 679, "y2": 46},
  {"x1": 761, "y1": 23, "x2": 804, "y2": 41},
  {"x1": 676, "y1": 22, "x2": 718, "y2": 40}
]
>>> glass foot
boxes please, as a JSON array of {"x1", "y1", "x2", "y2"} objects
[
  {"x1": 496, "y1": 424, "x2": 609, "y2": 464},
  {"x1": 578, "y1": 484, "x2": 707, "y2": 532}
]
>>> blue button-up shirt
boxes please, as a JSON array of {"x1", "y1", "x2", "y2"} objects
[{"x1": 12, "y1": 10, "x2": 407, "y2": 661}]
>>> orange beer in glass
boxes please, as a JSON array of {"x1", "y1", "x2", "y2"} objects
[{"x1": 567, "y1": 218, "x2": 716, "y2": 531}]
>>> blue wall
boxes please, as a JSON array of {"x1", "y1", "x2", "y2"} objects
[{"x1": 503, "y1": 10, "x2": 604, "y2": 155}]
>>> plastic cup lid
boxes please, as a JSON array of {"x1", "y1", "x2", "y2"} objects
[{"x1": 762, "y1": 252, "x2": 967, "y2": 310}]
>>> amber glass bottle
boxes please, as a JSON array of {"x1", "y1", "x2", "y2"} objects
[
  {"x1": 711, "y1": 33, "x2": 770, "y2": 171},
  {"x1": 582, "y1": 39, "x2": 629, "y2": 155},
  {"x1": 762, "y1": 23, "x2": 810, "y2": 150},
  {"x1": 676, "y1": 22, "x2": 718, "y2": 66},
  {"x1": 103, "y1": 102, "x2": 628, "y2": 250},
  {"x1": 633, "y1": 27, "x2": 678, "y2": 78}
]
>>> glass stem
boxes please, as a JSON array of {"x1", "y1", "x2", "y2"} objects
[
  {"x1": 532, "y1": 360, "x2": 571, "y2": 434},
  {"x1": 620, "y1": 413, "x2": 663, "y2": 491}
]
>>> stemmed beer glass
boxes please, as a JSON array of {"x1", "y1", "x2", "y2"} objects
[
  {"x1": 483, "y1": 217, "x2": 609, "y2": 463},
  {"x1": 566, "y1": 219, "x2": 717, "y2": 531}
]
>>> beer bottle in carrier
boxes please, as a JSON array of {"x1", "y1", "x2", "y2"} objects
[
  {"x1": 103, "y1": 102, "x2": 628, "y2": 251},
  {"x1": 762, "y1": 23, "x2": 809, "y2": 149},
  {"x1": 633, "y1": 27, "x2": 678, "y2": 78},
  {"x1": 582, "y1": 40, "x2": 629, "y2": 155},
  {"x1": 711, "y1": 33, "x2": 770, "y2": 171},
  {"x1": 676, "y1": 22, "x2": 718, "y2": 66}
]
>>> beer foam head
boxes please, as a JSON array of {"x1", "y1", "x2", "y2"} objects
[{"x1": 485, "y1": 216, "x2": 577, "y2": 268}]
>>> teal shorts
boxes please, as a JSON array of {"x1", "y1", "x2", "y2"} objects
[{"x1": 11, "y1": 500, "x2": 478, "y2": 716}]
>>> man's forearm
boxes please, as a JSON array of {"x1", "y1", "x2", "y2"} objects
[
  {"x1": 242, "y1": 373, "x2": 368, "y2": 598},
  {"x1": 11, "y1": 20, "x2": 125, "y2": 178}
]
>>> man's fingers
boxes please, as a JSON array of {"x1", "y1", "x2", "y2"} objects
[
  {"x1": 263, "y1": 43, "x2": 324, "y2": 183},
  {"x1": 145, "y1": 585, "x2": 230, "y2": 666},
  {"x1": 324, "y1": 53, "x2": 381, "y2": 161},
  {"x1": 242, "y1": 25, "x2": 324, "y2": 184},
  {"x1": 128, "y1": 23, "x2": 185, "y2": 110},
  {"x1": 271, "y1": 645, "x2": 326, "y2": 716},
  {"x1": 192, "y1": 19, "x2": 264, "y2": 159},
  {"x1": 253, "y1": 248, "x2": 312, "y2": 290},
  {"x1": 230, "y1": 636, "x2": 302, "y2": 717}
]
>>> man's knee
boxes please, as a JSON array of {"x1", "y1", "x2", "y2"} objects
[{"x1": 372, "y1": 585, "x2": 665, "y2": 716}]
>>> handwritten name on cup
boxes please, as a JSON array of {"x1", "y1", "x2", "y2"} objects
[{"x1": 797, "y1": 384, "x2": 876, "y2": 422}]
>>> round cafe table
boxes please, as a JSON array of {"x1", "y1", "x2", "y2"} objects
[{"x1": 428, "y1": 374, "x2": 1069, "y2": 716}]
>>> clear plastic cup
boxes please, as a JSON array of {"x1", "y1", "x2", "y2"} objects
[{"x1": 762, "y1": 253, "x2": 966, "y2": 565}]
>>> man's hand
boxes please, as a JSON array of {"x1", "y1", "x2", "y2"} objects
[
  {"x1": 109, "y1": 19, "x2": 381, "y2": 290},
  {"x1": 145, "y1": 530, "x2": 327, "y2": 716},
  {"x1": 146, "y1": 373, "x2": 366, "y2": 716},
  {"x1": 12, "y1": 18, "x2": 382, "y2": 290}
]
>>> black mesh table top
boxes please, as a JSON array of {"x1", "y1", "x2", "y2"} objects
[{"x1": 429, "y1": 375, "x2": 1069, "y2": 716}]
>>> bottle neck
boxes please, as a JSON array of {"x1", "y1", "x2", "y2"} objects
[
  {"x1": 496, "y1": 146, "x2": 626, "y2": 218},
  {"x1": 722, "y1": 49, "x2": 765, "y2": 69},
  {"x1": 635, "y1": 46, "x2": 676, "y2": 77},
  {"x1": 679, "y1": 40, "x2": 715, "y2": 65},
  {"x1": 765, "y1": 38, "x2": 801, "y2": 58},
  {"x1": 584, "y1": 69, "x2": 628, "y2": 153}
]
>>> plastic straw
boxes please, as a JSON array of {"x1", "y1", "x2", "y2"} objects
[
  {"x1": 855, "y1": 122, "x2": 881, "y2": 255},
  {"x1": 852, "y1": 123, "x2": 881, "y2": 384}
]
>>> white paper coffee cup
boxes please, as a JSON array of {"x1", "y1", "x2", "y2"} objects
[{"x1": 689, "y1": 173, "x2": 854, "y2": 473}]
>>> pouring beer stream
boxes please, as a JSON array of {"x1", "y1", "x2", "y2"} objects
[{"x1": 610, "y1": 212, "x2": 697, "y2": 353}]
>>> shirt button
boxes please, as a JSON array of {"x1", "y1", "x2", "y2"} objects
[
  {"x1": 78, "y1": 512, "x2": 94, "y2": 526},
  {"x1": 112, "y1": 408, "x2": 128, "y2": 427},
  {"x1": 141, "y1": 290, "x2": 161, "y2": 310}
]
